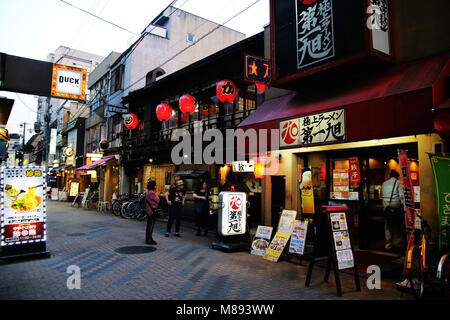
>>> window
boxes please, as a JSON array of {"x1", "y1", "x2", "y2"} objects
[
  {"x1": 186, "y1": 33, "x2": 195, "y2": 43},
  {"x1": 110, "y1": 65, "x2": 124, "y2": 93}
]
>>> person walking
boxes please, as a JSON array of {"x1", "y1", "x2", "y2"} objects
[
  {"x1": 193, "y1": 181, "x2": 210, "y2": 236},
  {"x1": 382, "y1": 169, "x2": 404, "y2": 252},
  {"x1": 145, "y1": 181, "x2": 160, "y2": 245},
  {"x1": 165, "y1": 179, "x2": 186, "y2": 237}
]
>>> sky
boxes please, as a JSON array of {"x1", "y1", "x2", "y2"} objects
[{"x1": 0, "y1": 0, "x2": 269, "y2": 142}]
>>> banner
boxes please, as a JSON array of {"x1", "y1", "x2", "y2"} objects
[
  {"x1": 300, "y1": 169, "x2": 315, "y2": 214},
  {"x1": 289, "y1": 220, "x2": 308, "y2": 254},
  {"x1": 263, "y1": 232, "x2": 291, "y2": 262},
  {"x1": 1, "y1": 166, "x2": 46, "y2": 246},
  {"x1": 398, "y1": 150, "x2": 415, "y2": 238},
  {"x1": 349, "y1": 156, "x2": 361, "y2": 184},
  {"x1": 429, "y1": 154, "x2": 450, "y2": 250},
  {"x1": 251, "y1": 226, "x2": 273, "y2": 256}
]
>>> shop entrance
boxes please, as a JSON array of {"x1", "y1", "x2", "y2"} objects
[
  {"x1": 271, "y1": 176, "x2": 285, "y2": 228},
  {"x1": 298, "y1": 142, "x2": 419, "y2": 255}
]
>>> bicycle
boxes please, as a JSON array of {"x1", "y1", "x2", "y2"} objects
[
  {"x1": 111, "y1": 194, "x2": 128, "y2": 217},
  {"x1": 405, "y1": 213, "x2": 432, "y2": 299},
  {"x1": 120, "y1": 194, "x2": 142, "y2": 219},
  {"x1": 436, "y1": 226, "x2": 450, "y2": 299},
  {"x1": 127, "y1": 194, "x2": 147, "y2": 221}
]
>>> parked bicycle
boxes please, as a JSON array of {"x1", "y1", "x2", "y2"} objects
[
  {"x1": 111, "y1": 193, "x2": 129, "y2": 217},
  {"x1": 436, "y1": 226, "x2": 450, "y2": 299}
]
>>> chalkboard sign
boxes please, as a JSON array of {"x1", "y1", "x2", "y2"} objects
[{"x1": 305, "y1": 205, "x2": 360, "y2": 297}]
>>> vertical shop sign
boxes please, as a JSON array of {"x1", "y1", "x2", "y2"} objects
[
  {"x1": 1, "y1": 166, "x2": 46, "y2": 246},
  {"x1": 296, "y1": 0, "x2": 335, "y2": 70},
  {"x1": 398, "y1": 150, "x2": 415, "y2": 239},
  {"x1": 218, "y1": 192, "x2": 247, "y2": 236},
  {"x1": 429, "y1": 154, "x2": 450, "y2": 250},
  {"x1": 289, "y1": 220, "x2": 309, "y2": 254},
  {"x1": 368, "y1": 0, "x2": 391, "y2": 56},
  {"x1": 348, "y1": 156, "x2": 361, "y2": 184},
  {"x1": 300, "y1": 169, "x2": 315, "y2": 214},
  {"x1": 251, "y1": 226, "x2": 273, "y2": 256}
]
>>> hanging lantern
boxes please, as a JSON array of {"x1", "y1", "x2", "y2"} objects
[
  {"x1": 156, "y1": 104, "x2": 173, "y2": 121},
  {"x1": 179, "y1": 94, "x2": 196, "y2": 115},
  {"x1": 200, "y1": 103, "x2": 217, "y2": 117},
  {"x1": 216, "y1": 80, "x2": 237, "y2": 103},
  {"x1": 124, "y1": 113, "x2": 139, "y2": 129},
  {"x1": 256, "y1": 83, "x2": 266, "y2": 93},
  {"x1": 253, "y1": 158, "x2": 265, "y2": 179}
]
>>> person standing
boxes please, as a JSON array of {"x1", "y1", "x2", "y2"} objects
[
  {"x1": 382, "y1": 170, "x2": 404, "y2": 252},
  {"x1": 145, "y1": 181, "x2": 160, "y2": 245},
  {"x1": 165, "y1": 179, "x2": 186, "y2": 237},
  {"x1": 193, "y1": 181, "x2": 210, "y2": 236}
]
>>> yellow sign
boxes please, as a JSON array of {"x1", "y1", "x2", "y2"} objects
[
  {"x1": 263, "y1": 232, "x2": 291, "y2": 262},
  {"x1": 51, "y1": 64, "x2": 87, "y2": 100}
]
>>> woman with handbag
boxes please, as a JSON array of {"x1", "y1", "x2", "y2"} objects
[
  {"x1": 382, "y1": 170, "x2": 404, "y2": 252},
  {"x1": 145, "y1": 181, "x2": 160, "y2": 245}
]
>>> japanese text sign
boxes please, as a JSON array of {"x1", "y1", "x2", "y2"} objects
[
  {"x1": 218, "y1": 192, "x2": 247, "y2": 236},
  {"x1": 348, "y1": 156, "x2": 361, "y2": 184},
  {"x1": 296, "y1": 0, "x2": 335, "y2": 70},
  {"x1": 1, "y1": 166, "x2": 46, "y2": 246},
  {"x1": 244, "y1": 54, "x2": 271, "y2": 84},
  {"x1": 280, "y1": 109, "x2": 346, "y2": 147}
]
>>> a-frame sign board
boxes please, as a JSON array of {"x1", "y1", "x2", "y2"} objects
[{"x1": 305, "y1": 206, "x2": 361, "y2": 297}]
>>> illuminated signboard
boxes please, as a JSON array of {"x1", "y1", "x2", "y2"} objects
[
  {"x1": 51, "y1": 64, "x2": 87, "y2": 100},
  {"x1": 1, "y1": 166, "x2": 46, "y2": 246},
  {"x1": 218, "y1": 192, "x2": 247, "y2": 236},
  {"x1": 244, "y1": 54, "x2": 271, "y2": 84}
]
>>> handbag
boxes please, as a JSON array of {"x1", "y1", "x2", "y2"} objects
[
  {"x1": 383, "y1": 180, "x2": 403, "y2": 223},
  {"x1": 146, "y1": 198, "x2": 162, "y2": 218}
]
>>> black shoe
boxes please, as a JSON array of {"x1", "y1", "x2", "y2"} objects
[
  {"x1": 147, "y1": 240, "x2": 157, "y2": 245},
  {"x1": 165, "y1": 233, "x2": 169, "y2": 237},
  {"x1": 175, "y1": 233, "x2": 181, "y2": 237}
]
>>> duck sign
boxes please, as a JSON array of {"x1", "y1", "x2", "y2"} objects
[{"x1": 51, "y1": 64, "x2": 87, "y2": 101}]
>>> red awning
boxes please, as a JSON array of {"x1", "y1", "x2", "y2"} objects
[
  {"x1": 239, "y1": 53, "x2": 450, "y2": 146},
  {"x1": 76, "y1": 157, "x2": 115, "y2": 173}
]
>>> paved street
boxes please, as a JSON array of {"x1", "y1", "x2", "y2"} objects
[{"x1": 0, "y1": 201, "x2": 410, "y2": 300}]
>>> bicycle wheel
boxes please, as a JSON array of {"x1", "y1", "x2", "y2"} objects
[
  {"x1": 437, "y1": 254, "x2": 450, "y2": 298},
  {"x1": 127, "y1": 201, "x2": 141, "y2": 220},
  {"x1": 121, "y1": 202, "x2": 132, "y2": 219},
  {"x1": 406, "y1": 245, "x2": 424, "y2": 298},
  {"x1": 112, "y1": 201, "x2": 122, "y2": 216}
]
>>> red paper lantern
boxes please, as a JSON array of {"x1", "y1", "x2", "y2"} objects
[
  {"x1": 216, "y1": 80, "x2": 237, "y2": 103},
  {"x1": 200, "y1": 103, "x2": 217, "y2": 117},
  {"x1": 179, "y1": 94, "x2": 196, "y2": 115},
  {"x1": 256, "y1": 83, "x2": 266, "y2": 93},
  {"x1": 124, "y1": 113, "x2": 139, "y2": 129},
  {"x1": 156, "y1": 104, "x2": 173, "y2": 121}
]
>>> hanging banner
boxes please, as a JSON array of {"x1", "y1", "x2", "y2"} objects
[
  {"x1": 300, "y1": 169, "x2": 315, "y2": 214},
  {"x1": 398, "y1": 150, "x2": 415, "y2": 238},
  {"x1": 429, "y1": 154, "x2": 450, "y2": 250},
  {"x1": 263, "y1": 232, "x2": 291, "y2": 262},
  {"x1": 251, "y1": 226, "x2": 273, "y2": 256},
  {"x1": 348, "y1": 156, "x2": 361, "y2": 184},
  {"x1": 1, "y1": 166, "x2": 46, "y2": 246},
  {"x1": 289, "y1": 220, "x2": 309, "y2": 254}
]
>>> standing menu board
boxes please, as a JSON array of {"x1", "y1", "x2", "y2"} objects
[
  {"x1": 305, "y1": 206, "x2": 360, "y2": 297},
  {"x1": 251, "y1": 226, "x2": 273, "y2": 256},
  {"x1": 1, "y1": 166, "x2": 50, "y2": 261},
  {"x1": 289, "y1": 220, "x2": 308, "y2": 255}
]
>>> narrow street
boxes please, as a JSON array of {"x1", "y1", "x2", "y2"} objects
[{"x1": 0, "y1": 201, "x2": 408, "y2": 300}]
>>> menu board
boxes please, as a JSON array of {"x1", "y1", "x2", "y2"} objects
[
  {"x1": 1, "y1": 166, "x2": 46, "y2": 246},
  {"x1": 289, "y1": 220, "x2": 308, "y2": 254},
  {"x1": 69, "y1": 182, "x2": 79, "y2": 197},
  {"x1": 332, "y1": 169, "x2": 350, "y2": 199},
  {"x1": 251, "y1": 226, "x2": 273, "y2": 256},
  {"x1": 263, "y1": 232, "x2": 291, "y2": 262},
  {"x1": 277, "y1": 210, "x2": 297, "y2": 234},
  {"x1": 329, "y1": 212, "x2": 354, "y2": 270}
]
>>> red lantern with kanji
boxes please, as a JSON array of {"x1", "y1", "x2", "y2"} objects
[
  {"x1": 124, "y1": 113, "x2": 139, "y2": 129},
  {"x1": 179, "y1": 94, "x2": 196, "y2": 115},
  {"x1": 200, "y1": 103, "x2": 217, "y2": 117},
  {"x1": 216, "y1": 80, "x2": 237, "y2": 103},
  {"x1": 156, "y1": 104, "x2": 173, "y2": 121}
]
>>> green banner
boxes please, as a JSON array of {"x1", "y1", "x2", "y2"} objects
[{"x1": 429, "y1": 154, "x2": 450, "y2": 250}]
